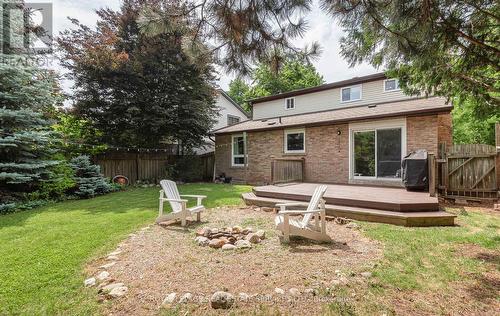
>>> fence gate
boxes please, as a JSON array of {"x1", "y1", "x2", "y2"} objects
[{"x1": 438, "y1": 144, "x2": 498, "y2": 200}]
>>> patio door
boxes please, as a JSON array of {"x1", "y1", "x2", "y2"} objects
[{"x1": 349, "y1": 119, "x2": 406, "y2": 181}]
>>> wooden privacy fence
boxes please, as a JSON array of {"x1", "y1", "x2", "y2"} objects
[
  {"x1": 94, "y1": 151, "x2": 215, "y2": 184},
  {"x1": 431, "y1": 144, "x2": 498, "y2": 200},
  {"x1": 271, "y1": 158, "x2": 305, "y2": 184},
  {"x1": 94, "y1": 151, "x2": 174, "y2": 184}
]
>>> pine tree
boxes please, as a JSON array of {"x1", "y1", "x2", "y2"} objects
[
  {"x1": 69, "y1": 155, "x2": 113, "y2": 198},
  {"x1": 0, "y1": 55, "x2": 62, "y2": 211}
]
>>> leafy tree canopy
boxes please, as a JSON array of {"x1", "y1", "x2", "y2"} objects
[
  {"x1": 452, "y1": 98, "x2": 499, "y2": 145},
  {"x1": 58, "y1": 0, "x2": 218, "y2": 149},
  {"x1": 228, "y1": 58, "x2": 324, "y2": 109}
]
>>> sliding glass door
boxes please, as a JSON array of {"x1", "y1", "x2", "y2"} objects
[{"x1": 353, "y1": 128, "x2": 402, "y2": 179}]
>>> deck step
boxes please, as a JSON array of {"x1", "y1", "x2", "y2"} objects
[
  {"x1": 253, "y1": 185, "x2": 439, "y2": 212},
  {"x1": 242, "y1": 192, "x2": 456, "y2": 227}
]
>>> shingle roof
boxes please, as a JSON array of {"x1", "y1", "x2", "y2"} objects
[
  {"x1": 213, "y1": 97, "x2": 452, "y2": 135},
  {"x1": 248, "y1": 72, "x2": 387, "y2": 104}
]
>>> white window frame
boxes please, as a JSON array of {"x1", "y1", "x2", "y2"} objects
[
  {"x1": 231, "y1": 134, "x2": 246, "y2": 167},
  {"x1": 340, "y1": 84, "x2": 362, "y2": 103},
  {"x1": 284, "y1": 128, "x2": 306, "y2": 154},
  {"x1": 284, "y1": 97, "x2": 295, "y2": 110},
  {"x1": 348, "y1": 118, "x2": 406, "y2": 181},
  {"x1": 383, "y1": 79, "x2": 401, "y2": 92}
]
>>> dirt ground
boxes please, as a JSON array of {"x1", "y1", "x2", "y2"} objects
[{"x1": 86, "y1": 206, "x2": 382, "y2": 315}]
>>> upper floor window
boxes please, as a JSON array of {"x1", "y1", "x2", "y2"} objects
[
  {"x1": 227, "y1": 114, "x2": 240, "y2": 126},
  {"x1": 284, "y1": 128, "x2": 305, "y2": 154},
  {"x1": 285, "y1": 97, "x2": 295, "y2": 110},
  {"x1": 384, "y1": 79, "x2": 400, "y2": 92},
  {"x1": 341, "y1": 85, "x2": 362, "y2": 103}
]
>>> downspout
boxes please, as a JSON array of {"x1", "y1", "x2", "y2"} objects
[{"x1": 243, "y1": 131, "x2": 248, "y2": 184}]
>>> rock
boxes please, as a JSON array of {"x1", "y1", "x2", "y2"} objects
[
  {"x1": 196, "y1": 228, "x2": 209, "y2": 236},
  {"x1": 179, "y1": 293, "x2": 193, "y2": 303},
  {"x1": 195, "y1": 236, "x2": 209, "y2": 246},
  {"x1": 210, "y1": 291, "x2": 235, "y2": 309},
  {"x1": 331, "y1": 279, "x2": 341, "y2": 286},
  {"x1": 304, "y1": 288, "x2": 316, "y2": 296},
  {"x1": 109, "y1": 250, "x2": 122, "y2": 256},
  {"x1": 346, "y1": 222, "x2": 360, "y2": 229},
  {"x1": 100, "y1": 282, "x2": 125, "y2": 293},
  {"x1": 232, "y1": 226, "x2": 243, "y2": 234},
  {"x1": 211, "y1": 233, "x2": 224, "y2": 239},
  {"x1": 228, "y1": 236, "x2": 237, "y2": 244},
  {"x1": 360, "y1": 271, "x2": 372, "y2": 278},
  {"x1": 99, "y1": 262, "x2": 116, "y2": 269},
  {"x1": 84, "y1": 277, "x2": 96, "y2": 287},
  {"x1": 109, "y1": 286, "x2": 128, "y2": 298},
  {"x1": 107, "y1": 255, "x2": 119, "y2": 261},
  {"x1": 238, "y1": 292, "x2": 250, "y2": 302},
  {"x1": 245, "y1": 233, "x2": 261, "y2": 244},
  {"x1": 162, "y1": 292, "x2": 177, "y2": 305},
  {"x1": 243, "y1": 227, "x2": 253, "y2": 234},
  {"x1": 209, "y1": 239, "x2": 226, "y2": 249},
  {"x1": 211, "y1": 228, "x2": 219, "y2": 234},
  {"x1": 255, "y1": 230, "x2": 266, "y2": 240},
  {"x1": 274, "y1": 288, "x2": 285, "y2": 295},
  {"x1": 289, "y1": 288, "x2": 300, "y2": 297},
  {"x1": 222, "y1": 244, "x2": 236, "y2": 251},
  {"x1": 96, "y1": 271, "x2": 110, "y2": 281},
  {"x1": 235, "y1": 240, "x2": 252, "y2": 249}
]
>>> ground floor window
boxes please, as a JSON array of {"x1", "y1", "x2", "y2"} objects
[
  {"x1": 350, "y1": 120, "x2": 405, "y2": 179},
  {"x1": 231, "y1": 134, "x2": 246, "y2": 166},
  {"x1": 284, "y1": 128, "x2": 305, "y2": 153}
]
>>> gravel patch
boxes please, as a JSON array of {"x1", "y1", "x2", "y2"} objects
[{"x1": 87, "y1": 206, "x2": 382, "y2": 315}]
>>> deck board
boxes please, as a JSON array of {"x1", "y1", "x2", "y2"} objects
[
  {"x1": 244, "y1": 183, "x2": 456, "y2": 227},
  {"x1": 253, "y1": 182, "x2": 439, "y2": 212}
]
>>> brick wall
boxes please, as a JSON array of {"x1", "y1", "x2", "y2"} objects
[{"x1": 215, "y1": 112, "x2": 452, "y2": 185}]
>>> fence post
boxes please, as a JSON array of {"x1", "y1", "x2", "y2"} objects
[
  {"x1": 428, "y1": 153, "x2": 436, "y2": 197},
  {"x1": 496, "y1": 123, "x2": 500, "y2": 192}
]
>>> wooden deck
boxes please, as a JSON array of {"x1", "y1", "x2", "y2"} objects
[{"x1": 242, "y1": 183, "x2": 456, "y2": 227}]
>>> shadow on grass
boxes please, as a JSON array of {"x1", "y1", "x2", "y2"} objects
[
  {"x1": 467, "y1": 273, "x2": 500, "y2": 302},
  {"x1": 287, "y1": 239, "x2": 351, "y2": 253}
]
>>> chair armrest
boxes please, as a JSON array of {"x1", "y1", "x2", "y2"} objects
[
  {"x1": 179, "y1": 195, "x2": 206, "y2": 206},
  {"x1": 180, "y1": 195, "x2": 207, "y2": 199},
  {"x1": 276, "y1": 202, "x2": 309, "y2": 213},
  {"x1": 160, "y1": 198, "x2": 188, "y2": 203},
  {"x1": 278, "y1": 209, "x2": 321, "y2": 215}
]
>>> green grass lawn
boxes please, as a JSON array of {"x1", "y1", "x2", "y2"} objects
[
  {"x1": 0, "y1": 183, "x2": 251, "y2": 315},
  {"x1": 1, "y1": 183, "x2": 498, "y2": 315},
  {"x1": 327, "y1": 207, "x2": 500, "y2": 314}
]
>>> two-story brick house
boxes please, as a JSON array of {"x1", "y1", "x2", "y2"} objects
[{"x1": 213, "y1": 73, "x2": 453, "y2": 186}]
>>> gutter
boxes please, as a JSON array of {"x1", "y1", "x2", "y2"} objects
[{"x1": 214, "y1": 106, "x2": 453, "y2": 135}]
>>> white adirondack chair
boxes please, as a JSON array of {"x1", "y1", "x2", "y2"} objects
[
  {"x1": 275, "y1": 185, "x2": 331, "y2": 243},
  {"x1": 156, "y1": 180, "x2": 206, "y2": 226}
]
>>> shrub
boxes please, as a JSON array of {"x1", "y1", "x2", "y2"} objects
[
  {"x1": 69, "y1": 155, "x2": 114, "y2": 198},
  {"x1": 28, "y1": 155, "x2": 76, "y2": 201}
]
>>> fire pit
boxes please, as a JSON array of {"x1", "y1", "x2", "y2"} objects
[{"x1": 194, "y1": 226, "x2": 265, "y2": 250}]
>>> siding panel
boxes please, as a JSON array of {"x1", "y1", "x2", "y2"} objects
[{"x1": 253, "y1": 79, "x2": 415, "y2": 120}]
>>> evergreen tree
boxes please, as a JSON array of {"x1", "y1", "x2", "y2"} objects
[
  {"x1": 321, "y1": 0, "x2": 499, "y2": 109},
  {"x1": 0, "y1": 55, "x2": 62, "y2": 210},
  {"x1": 69, "y1": 155, "x2": 113, "y2": 198},
  {"x1": 58, "y1": 0, "x2": 218, "y2": 150}
]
